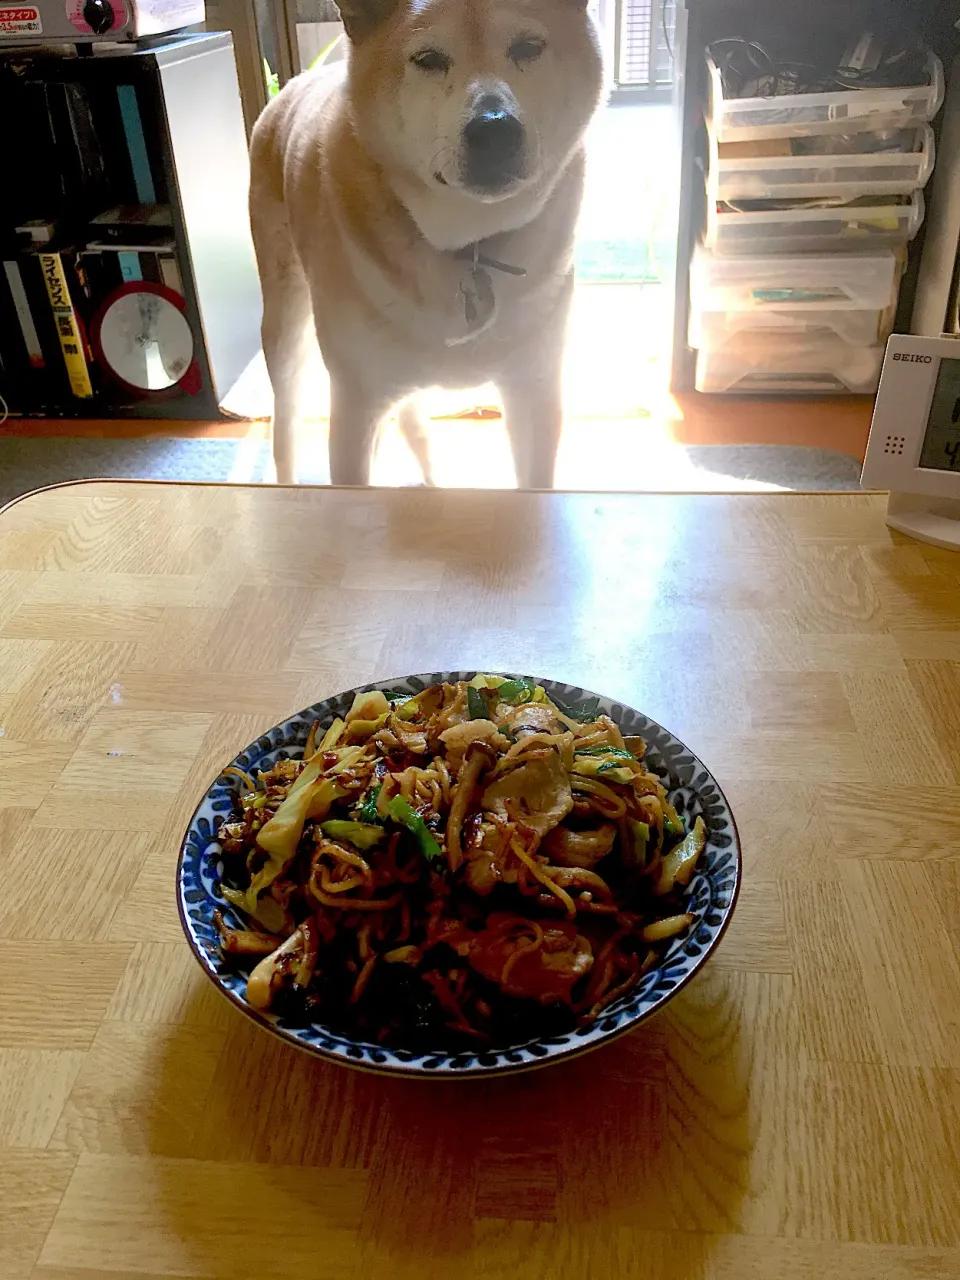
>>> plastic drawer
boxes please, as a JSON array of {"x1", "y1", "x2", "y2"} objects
[
  {"x1": 707, "y1": 52, "x2": 944, "y2": 142},
  {"x1": 711, "y1": 126, "x2": 935, "y2": 201},
  {"x1": 690, "y1": 247, "x2": 900, "y2": 311},
  {"x1": 688, "y1": 302, "x2": 896, "y2": 350},
  {"x1": 704, "y1": 192, "x2": 924, "y2": 256},
  {"x1": 695, "y1": 333, "x2": 884, "y2": 394}
]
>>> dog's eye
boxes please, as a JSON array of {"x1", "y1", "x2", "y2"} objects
[
  {"x1": 509, "y1": 36, "x2": 545, "y2": 64},
  {"x1": 410, "y1": 49, "x2": 451, "y2": 73}
]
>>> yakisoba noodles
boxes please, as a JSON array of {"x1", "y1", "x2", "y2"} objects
[{"x1": 211, "y1": 676, "x2": 706, "y2": 1048}]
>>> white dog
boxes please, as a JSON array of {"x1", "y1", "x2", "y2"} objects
[{"x1": 249, "y1": 0, "x2": 604, "y2": 487}]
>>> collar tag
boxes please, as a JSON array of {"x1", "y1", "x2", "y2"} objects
[{"x1": 453, "y1": 243, "x2": 527, "y2": 277}]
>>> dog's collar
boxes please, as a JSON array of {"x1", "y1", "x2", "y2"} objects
[
  {"x1": 446, "y1": 242, "x2": 526, "y2": 346},
  {"x1": 453, "y1": 243, "x2": 526, "y2": 278}
]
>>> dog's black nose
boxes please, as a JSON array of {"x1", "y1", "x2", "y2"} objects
[{"x1": 462, "y1": 97, "x2": 524, "y2": 189}]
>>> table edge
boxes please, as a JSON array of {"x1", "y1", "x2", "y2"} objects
[{"x1": 0, "y1": 476, "x2": 887, "y2": 524}]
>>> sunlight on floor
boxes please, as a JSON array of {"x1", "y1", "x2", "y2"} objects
[
  {"x1": 283, "y1": 412, "x2": 788, "y2": 491},
  {"x1": 222, "y1": 280, "x2": 672, "y2": 425}
]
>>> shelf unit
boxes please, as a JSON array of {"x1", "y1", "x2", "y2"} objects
[
  {"x1": 688, "y1": 39, "x2": 943, "y2": 395},
  {"x1": 0, "y1": 32, "x2": 261, "y2": 420}
]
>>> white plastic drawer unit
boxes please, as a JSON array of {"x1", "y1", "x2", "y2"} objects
[
  {"x1": 688, "y1": 302, "x2": 896, "y2": 351},
  {"x1": 710, "y1": 125, "x2": 935, "y2": 201},
  {"x1": 704, "y1": 192, "x2": 925, "y2": 256},
  {"x1": 706, "y1": 52, "x2": 944, "y2": 142},
  {"x1": 695, "y1": 333, "x2": 885, "y2": 394},
  {"x1": 690, "y1": 247, "x2": 901, "y2": 312}
]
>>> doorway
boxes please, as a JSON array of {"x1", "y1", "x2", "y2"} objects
[
  {"x1": 569, "y1": 0, "x2": 680, "y2": 423},
  {"x1": 216, "y1": 0, "x2": 689, "y2": 486}
]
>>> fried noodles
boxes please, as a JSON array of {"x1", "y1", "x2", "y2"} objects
[{"x1": 211, "y1": 676, "x2": 707, "y2": 1049}]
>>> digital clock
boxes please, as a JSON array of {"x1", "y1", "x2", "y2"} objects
[{"x1": 861, "y1": 334, "x2": 960, "y2": 550}]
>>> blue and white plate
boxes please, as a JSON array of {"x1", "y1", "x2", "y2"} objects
[{"x1": 177, "y1": 672, "x2": 741, "y2": 1077}]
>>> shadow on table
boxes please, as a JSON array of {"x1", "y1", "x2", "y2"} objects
[{"x1": 149, "y1": 966, "x2": 750, "y2": 1279}]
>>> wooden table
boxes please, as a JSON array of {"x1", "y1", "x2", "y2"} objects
[{"x1": 2, "y1": 481, "x2": 959, "y2": 1280}]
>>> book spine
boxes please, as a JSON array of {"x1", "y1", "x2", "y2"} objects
[
  {"x1": 118, "y1": 251, "x2": 142, "y2": 282},
  {"x1": 3, "y1": 260, "x2": 45, "y2": 369},
  {"x1": 38, "y1": 252, "x2": 93, "y2": 399},
  {"x1": 159, "y1": 256, "x2": 182, "y2": 294},
  {"x1": 117, "y1": 84, "x2": 157, "y2": 205},
  {"x1": 139, "y1": 253, "x2": 161, "y2": 285}
]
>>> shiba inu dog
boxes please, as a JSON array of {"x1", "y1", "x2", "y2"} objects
[{"x1": 249, "y1": 0, "x2": 604, "y2": 486}]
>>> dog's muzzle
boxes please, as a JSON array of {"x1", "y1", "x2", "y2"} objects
[{"x1": 461, "y1": 95, "x2": 525, "y2": 193}]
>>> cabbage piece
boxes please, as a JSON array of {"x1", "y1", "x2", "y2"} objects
[
  {"x1": 662, "y1": 798, "x2": 685, "y2": 842},
  {"x1": 345, "y1": 713, "x2": 389, "y2": 742},
  {"x1": 468, "y1": 673, "x2": 507, "y2": 690},
  {"x1": 320, "y1": 819, "x2": 385, "y2": 850},
  {"x1": 495, "y1": 677, "x2": 536, "y2": 705},
  {"x1": 346, "y1": 690, "x2": 390, "y2": 724},
  {"x1": 222, "y1": 887, "x2": 290, "y2": 934},
  {"x1": 286, "y1": 756, "x2": 325, "y2": 798},
  {"x1": 304, "y1": 777, "x2": 345, "y2": 820},
  {"x1": 618, "y1": 817, "x2": 650, "y2": 869},
  {"x1": 571, "y1": 755, "x2": 635, "y2": 785},
  {"x1": 325, "y1": 745, "x2": 366, "y2": 776},
  {"x1": 577, "y1": 746, "x2": 638, "y2": 760},
  {"x1": 317, "y1": 717, "x2": 345, "y2": 751},
  {"x1": 656, "y1": 816, "x2": 706, "y2": 895},
  {"x1": 233, "y1": 774, "x2": 344, "y2": 914}
]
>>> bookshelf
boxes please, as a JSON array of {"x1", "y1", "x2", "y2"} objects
[{"x1": 0, "y1": 31, "x2": 261, "y2": 420}]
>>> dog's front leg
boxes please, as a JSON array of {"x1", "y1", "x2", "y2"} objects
[
  {"x1": 397, "y1": 394, "x2": 435, "y2": 486},
  {"x1": 258, "y1": 234, "x2": 314, "y2": 486},
  {"x1": 497, "y1": 366, "x2": 564, "y2": 491},
  {"x1": 497, "y1": 279, "x2": 571, "y2": 490},
  {"x1": 328, "y1": 377, "x2": 391, "y2": 487}
]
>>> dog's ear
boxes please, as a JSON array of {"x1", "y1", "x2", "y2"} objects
[{"x1": 334, "y1": 0, "x2": 399, "y2": 42}]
